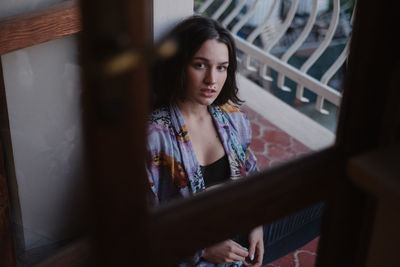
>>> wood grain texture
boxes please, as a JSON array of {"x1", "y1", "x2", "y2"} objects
[
  {"x1": 0, "y1": 59, "x2": 17, "y2": 267},
  {"x1": 79, "y1": 0, "x2": 152, "y2": 265},
  {"x1": 34, "y1": 238, "x2": 91, "y2": 267},
  {"x1": 0, "y1": 0, "x2": 81, "y2": 55},
  {"x1": 347, "y1": 144, "x2": 400, "y2": 267},
  {"x1": 365, "y1": 198, "x2": 400, "y2": 267},
  {"x1": 0, "y1": 140, "x2": 16, "y2": 266},
  {"x1": 348, "y1": 143, "x2": 400, "y2": 200}
]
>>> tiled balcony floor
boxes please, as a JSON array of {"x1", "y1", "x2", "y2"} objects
[
  {"x1": 242, "y1": 105, "x2": 311, "y2": 169},
  {"x1": 242, "y1": 105, "x2": 318, "y2": 267},
  {"x1": 265, "y1": 237, "x2": 319, "y2": 267}
]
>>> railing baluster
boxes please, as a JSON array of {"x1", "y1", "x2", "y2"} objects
[
  {"x1": 246, "y1": 0, "x2": 281, "y2": 43},
  {"x1": 222, "y1": 0, "x2": 247, "y2": 27},
  {"x1": 196, "y1": 0, "x2": 215, "y2": 14},
  {"x1": 319, "y1": 41, "x2": 349, "y2": 86},
  {"x1": 231, "y1": 0, "x2": 261, "y2": 35},
  {"x1": 264, "y1": 0, "x2": 299, "y2": 52},
  {"x1": 259, "y1": 0, "x2": 298, "y2": 83},
  {"x1": 235, "y1": 36, "x2": 342, "y2": 107},
  {"x1": 317, "y1": 4, "x2": 356, "y2": 114},
  {"x1": 243, "y1": 0, "x2": 280, "y2": 82},
  {"x1": 315, "y1": 95, "x2": 329, "y2": 115},
  {"x1": 259, "y1": 63, "x2": 273, "y2": 82},
  {"x1": 211, "y1": 0, "x2": 232, "y2": 20},
  {"x1": 243, "y1": 54, "x2": 257, "y2": 72},
  {"x1": 277, "y1": 0, "x2": 319, "y2": 92},
  {"x1": 315, "y1": 42, "x2": 350, "y2": 114},
  {"x1": 233, "y1": 0, "x2": 272, "y2": 79},
  {"x1": 295, "y1": 0, "x2": 340, "y2": 107},
  {"x1": 296, "y1": 84, "x2": 309, "y2": 103}
]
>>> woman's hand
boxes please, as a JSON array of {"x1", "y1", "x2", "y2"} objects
[
  {"x1": 244, "y1": 226, "x2": 264, "y2": 267},
  {"x1": 202, "y1": 239, "x2": 249, "y2": 264}
]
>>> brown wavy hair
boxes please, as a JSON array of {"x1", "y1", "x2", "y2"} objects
[{"x1": 151, "y1": 15, "x2": 242, "y2": 108}]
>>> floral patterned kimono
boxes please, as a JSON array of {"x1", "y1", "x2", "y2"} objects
[{"x1": 146, "y1": 102, "x2": 259, "y2": 266}]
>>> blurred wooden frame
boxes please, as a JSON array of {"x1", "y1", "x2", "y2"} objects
[
  {"x1": 0, "y1": 0, "x2": 81, "y2": 55},
  {"x1": 1, "y1": 0, "x2": 399, "y2": 266}
]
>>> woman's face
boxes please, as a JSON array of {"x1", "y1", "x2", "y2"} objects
[{"x1": 184, "y1": 39, "x2": 229, "y2": 106}]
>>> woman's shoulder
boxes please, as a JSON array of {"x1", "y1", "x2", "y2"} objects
[
  {"x1": 218, "y1": 101, "x2": 243, "y2": 115},
  {"x1": 216, "y1": 101, "x2": 249, "y2": 124},
  {"x1": 147, "y1": 106, "x2": 174, "y2": 150},
  {"x1": 147, "y1": 106, "x2": 172, "y2": 127},
  {"x1": 214, "y1": 101, "x2": 252, "y2": 141}
]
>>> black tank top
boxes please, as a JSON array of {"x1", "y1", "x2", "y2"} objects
[{"x1": 200, "y1": 154, "x2": 230, "y2": 187}]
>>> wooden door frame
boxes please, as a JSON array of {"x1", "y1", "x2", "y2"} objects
[{"x1": 1, "y1": 0, "x2": 399, "y2": 266}]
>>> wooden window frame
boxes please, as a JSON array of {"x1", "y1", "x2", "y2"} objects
[
  {"x1": 1, "y1": 0, "x2": 399, "y2": 266},
  {"x1": 0, "y1": 1, "x2": 81, "y2": 266}
]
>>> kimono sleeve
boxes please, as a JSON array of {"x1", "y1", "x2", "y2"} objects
[
  {"x1": 146, "y1": 122, "x2": 184, "y2": 205},
  {"x1": 145, "y1": 129, "x2": 161, "y2": 205},
  {"x1": 145, "y1": 123, "x2": 172, "y2": 205},
  {"x1": 242, "y1": 112, "x2": 259, "y2": 176}
]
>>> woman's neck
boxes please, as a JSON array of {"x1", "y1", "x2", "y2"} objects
[{"x1": 176, "y1": 100, "x2": 209, "y2": 120}]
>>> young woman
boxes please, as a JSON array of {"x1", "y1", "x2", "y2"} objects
[{"x1": 146, "y1": 16, "x2": 263, "y2": 267}]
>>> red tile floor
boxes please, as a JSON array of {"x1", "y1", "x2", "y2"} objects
[
  {"x1": 242, "y1": 106, "x2": 311, "y2": 169},
  {"x1": 242, "y1": 105, "x2": 319, "y2": 267},
  {"x1": 265, "y1": 238, "x2": 319, "y2": 267}
]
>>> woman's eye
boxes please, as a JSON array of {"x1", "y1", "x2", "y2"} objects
[
  {"x1": 193, "y1": 62, "x2": 206, "y2": 69},
  {"x1": 217, "y1": 65, "x2": 227, "y2": 71}
]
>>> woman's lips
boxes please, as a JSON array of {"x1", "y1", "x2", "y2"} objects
[{"x1": 200, "y1": 88, "x2": 216, "y2": 97}]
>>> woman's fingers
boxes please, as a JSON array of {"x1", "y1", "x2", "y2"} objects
[
  {"x1": 248, "y1": 239, "x2": 256, "y2": 261},
  {"x1": 203, "y1": 239, "x2": 249, "y2": 264},
  {"x1": 229, "y1": 240, "x2": 249, "y2": 258},
  {"x1": 255, "y1": 242, "x2": 264, "y2": 264},
  {"x1": 245, "y1": 226, "x2": 264, "y2": 266},
  {"x1": 226, "y1": 252, "x2": 247, "y2": 262}
]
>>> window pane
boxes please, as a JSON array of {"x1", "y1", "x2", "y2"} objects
[
  {"x1": 2, "y1": 34, "x2": 85, "y2": 265},
  {"x1": 148, "y1": 0, "x2": 354, "y2": 205}
]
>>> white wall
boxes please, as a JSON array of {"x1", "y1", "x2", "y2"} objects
[{"x1": 152, "y1": 0, "x2": 193, "y2": 42}]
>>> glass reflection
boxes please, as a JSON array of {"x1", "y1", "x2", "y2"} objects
[{"x1": 147, "y1": 0, "x2": 355, "y2": 198}]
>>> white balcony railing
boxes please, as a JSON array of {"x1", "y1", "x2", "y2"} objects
[{"x1": 195, "y1": 0, "x2": 354, "y2": 115}]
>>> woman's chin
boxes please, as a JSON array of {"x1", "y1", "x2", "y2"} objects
[{"x1": 198, "y1": 97, "x2": 217, "y2": 106}]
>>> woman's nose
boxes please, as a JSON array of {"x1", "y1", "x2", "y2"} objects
[{"x1": 204, "y1": 68, "x2": 216, "y2": 84}]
